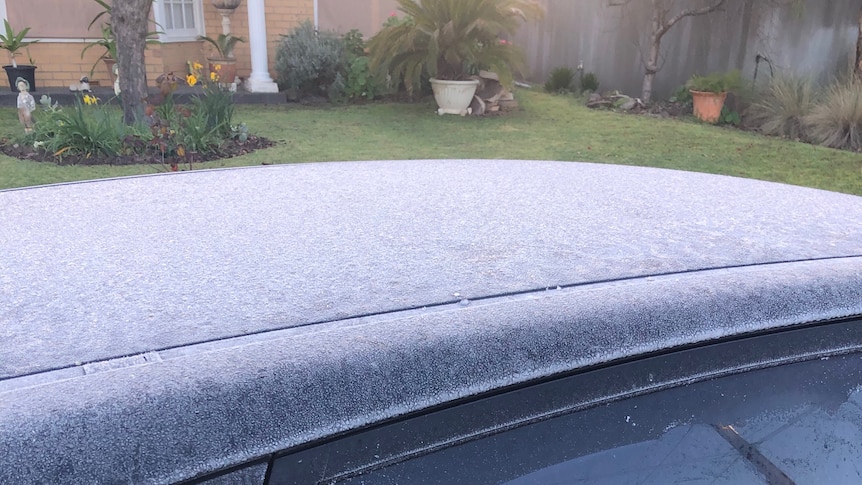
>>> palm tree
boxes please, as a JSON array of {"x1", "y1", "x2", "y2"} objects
[{"x1": 367, "y1": 0, "x2": 543, "y2": 93}]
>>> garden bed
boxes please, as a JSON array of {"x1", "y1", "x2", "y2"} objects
[{"x1": 0, "y1": 134, "x2": 273, "y2": 167}]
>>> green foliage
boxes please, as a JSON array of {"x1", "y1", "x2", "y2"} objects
[
  {"x1": 341, "y1": 30, "x2": 384, "y2": 101},
  {"x1": 198, "y1": 33, "x2": 245, "y2": 59},
  {"x1": 147, "y1": 70, "x2": 236, "y2": 159},
  {"x1": 81, "y1": 24, "x2": 117, "y2": 74},
  {"x1": 687, "y1": 70, "x2": 744, "y2": 94},
  {"x1": 344, "y1": 56, "x2": 382, "y2": 101},
  {"x1": 22, "y1": 70, "x2": 240, "y2": 162},
  {"x1": 275, "y1": 20, "x2": 347, "y2": 100},
  {"x1": 803, "y1": 77, "x2": 862, "y2": 151},
  {"x1": 746, "y1": 75, "x2": 816, "y2": 140},
  {"x1": 0, "y1": 19, "x2": 37, "y2": 67},
  {"x1": 193, "y1": 84, "x2": 235, "y2": 138},
  {"x1": 366, "y1": 0, "x2": 544, "y2": 93},
  {"x1": 719, "y1": 106, "x2": 741, "y2": 126},
  {"x1": 4, "y1": 92, "x2": 862, "y2": 196},
  {"x1": 580, "y1": 72, "x2": 599, "y2": 93},
  {"x1": 26, "y1": 95, "x2": 138, "y2": 158},
  {"x1": 81, "y1": 0, "x2": 161, "y2": 76},
  {"x1": 544, "y1": 67, "x2": 574, "y2": 93},
  {"x1": 274, "y1": 23, "x2": 384, "y2": 103},
  {"x1": 669, "y1": 85, "x2": 692, "y2": 104},
  {"x1": 343, "y1": 29, "x2": 366, "y2": 58}
]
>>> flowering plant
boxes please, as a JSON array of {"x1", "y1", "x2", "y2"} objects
[{"x1": 186, "y1": 60, "x2": 234, "y2": 137}]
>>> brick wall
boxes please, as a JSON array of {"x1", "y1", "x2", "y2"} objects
[
  {"x1": 29, "y1": 42, "x2": 165, "y2": 88},
  {"x1": 27, "y1": 0, "x2": 314, "y2": 88},
  {"x1": 200, "y1": 0, "x2": 314, "y2": 84}
]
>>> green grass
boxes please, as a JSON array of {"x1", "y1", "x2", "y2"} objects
[{"x1": 1, "y1": 90, "x2": 861, "y2": 195}]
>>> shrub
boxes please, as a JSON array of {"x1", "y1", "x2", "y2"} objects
[
  {"x1": 341, "y1": 29, "x2": 384, "y2": 101},
  {"x1": 804, "y1": 77, "x2": 862, "y2": 151},
  {"x1": 275, "y1": 20, "x2": 347, "y2": 101},
  {"x1": 746, "y1": 75, "x2": 816, "y2": 140},
  {"x1": 687, "y1": 70, "x2": 743, "y2": 94},
  {"x1": 580, "y1": 72, "x2": 599, "y2": 93},
  {"x1": 669, "y1": 85, "x2": 692, "y2": 104},
  {"x1": 26, "y1": 94, "x2": 141, "y2": 158},
  {"x1": 23, "y1": 63, "x2": 244, "y2": 165},
  {"x1": 193, "y1": 65, "x2": 235, "y2": 138},
  {"x1": 544, "y1": 67, "x2": 574, "y2": 93},
  {"x1": 366, "y1": 0, "x2": 543, "y2": 92}
]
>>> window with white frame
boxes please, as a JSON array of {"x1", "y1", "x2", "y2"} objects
[{"x1": 152, "y1": 0, "x2": 205, "y2": 42}]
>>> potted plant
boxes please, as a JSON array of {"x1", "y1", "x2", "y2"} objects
[
  {"x1": 687, "y1": 70, "x2": 743, "y2": 123},
  {"x1": 82, "y1": 0, "x2": 161, "y2": 85},
  {"x1": 0, "y1": 20, "x2": 38, "y2": 93},
  {"x1": 198, "y1": 33, "x2": 245, "y2": 84},
  {"x1": 81, "y1": 23, "x2": 118, "y2": 83},
  {"x1": 367, "y1": 0, "x2": 542, "y2": 116}
]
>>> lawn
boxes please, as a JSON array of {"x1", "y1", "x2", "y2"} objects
[{"x1": 1, "y1": 90, "x2": 860, "y2": 195}]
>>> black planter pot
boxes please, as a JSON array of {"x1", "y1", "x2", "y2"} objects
[{"x1": 3, "y1": 65, "x2": 37, "y2": 93}]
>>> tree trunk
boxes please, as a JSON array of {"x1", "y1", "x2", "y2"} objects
[
  {"x1": 856, "y1": 6, "x2": 862, "y2": 78},
  {"x1": 112, "y1": 0, "x2": 153, "y2": 125},
  {"x1": 639, "y1": 0, "x2": 726, "y2": 103},
  {"x1": 642, "y1": 3, "x2": 662, "y2": 104}
]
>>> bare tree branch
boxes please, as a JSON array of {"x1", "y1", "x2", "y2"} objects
[{"x1": 657, "y1": 0, "x2": 726, "y2": 38}]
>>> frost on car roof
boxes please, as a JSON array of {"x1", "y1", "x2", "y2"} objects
[
  {"x1": 2, "y1": 159, "x2": 862, "y2": 378},
  {"x1": 1, "y1": 160, "x2": 862, "y2": 484}
]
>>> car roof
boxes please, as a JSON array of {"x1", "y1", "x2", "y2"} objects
[{"x1": 2, "y1": 160, "x2": 862, "y2": 483}]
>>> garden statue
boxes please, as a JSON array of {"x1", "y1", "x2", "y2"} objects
[
  {"x1": 113, "y1": 64, "x2": 120, "y2": 97},
  {"x1": 16, "y1": 77, "x2": 35, "y2": 134},
  {"x1": 70, "y1": 76, "x2": 92, "y2": 93}
]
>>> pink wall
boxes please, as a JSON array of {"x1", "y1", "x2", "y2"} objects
[
  {"x1": 318, "y1": 0, "x2": 400, "y2": 36},
  {"x1": 8, "y1": 0, "x2": 104, "y2": 38}
]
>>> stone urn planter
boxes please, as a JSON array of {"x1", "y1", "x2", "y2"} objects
[
  {"x1": 211, "y1": 0, "x2": 242, "y2": 10},
  {"x1": 430, "y1": 78, "x2": 480, "y2": 116}
]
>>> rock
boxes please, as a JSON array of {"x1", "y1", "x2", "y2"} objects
[
  {"x1": 470, "y1": 95, "x2": 486, "y2": 116},
  {"x1": 498, "y1": 98, "x2": 519, "y2": 112},
  {"x1": 478, "y1": 70, "x2": 499, "y2": 82},
  {"x1": 619, "y1": 98, "x2": 637, "y2": 111}
]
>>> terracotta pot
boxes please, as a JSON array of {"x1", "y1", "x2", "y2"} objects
[
  {"x1": 690, "y1": 90, "x2": 728, "y2": 124},
  {"x1": 208, "y1": 58, "x2": 237, "y2": 85},
  {"x1": 430, "y1": 78, "x2": 480, "y2": 116}
]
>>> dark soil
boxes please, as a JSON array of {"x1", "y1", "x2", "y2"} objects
[{"x1": 0, "y1": 135, "x2": 274, "y2": 168}]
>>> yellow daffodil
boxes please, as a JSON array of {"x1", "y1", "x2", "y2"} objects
[
  {"x1": 210, "y1": 71, "x2": 219, "y2": 82},
  {"x1": 214, "y1": 64, "x2": 222, "y2": 71},
  {"x1": 82, "y1": 94, "x2": 98, "y2": 105},
  {"x1": 192, "y1": 62, "x2": 203, "y2": 71},
  {"x1": 186, "y1": 74, "x2": 198, "y2": 86}
]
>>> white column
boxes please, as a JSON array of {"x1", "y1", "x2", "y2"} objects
[{"x1": 245, "y1": 0, "x2": 278, "y2": 93}]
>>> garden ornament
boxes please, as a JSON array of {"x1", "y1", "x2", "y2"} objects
[
  {"x1": 113, "y1": 64, "x2": 120, "y2": 97},
  {"x1": 16, "y1": 77, "x2": 35, "y2": 133}
]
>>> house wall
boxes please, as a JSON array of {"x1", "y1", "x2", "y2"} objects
[
  {"x1": 319, "y1": 0, "x2": 399, "y2": 37},
  {"x1": 3, "y1": 0, "x2": 313, "y2": 88}
]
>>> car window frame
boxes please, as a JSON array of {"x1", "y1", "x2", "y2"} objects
[{"x1": 254, "y1": 316, "x2": 862, "y2": 485}]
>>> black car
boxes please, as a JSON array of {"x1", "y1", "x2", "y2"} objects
[{"x1": 2, "y1": 160, "x2": 861, "y2": 484}]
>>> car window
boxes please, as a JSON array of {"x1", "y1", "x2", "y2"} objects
[
  {"x1": 336, "y1": 352, "x2": 862, "y2": 484},
  {"x1": 268, "y1": 318, "x2": 862, "y2": 485}
]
